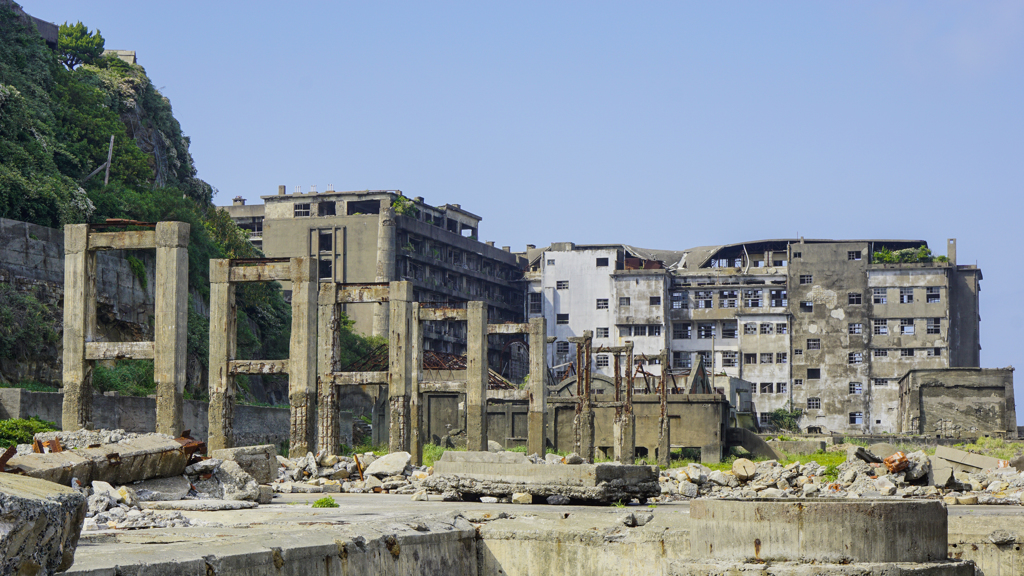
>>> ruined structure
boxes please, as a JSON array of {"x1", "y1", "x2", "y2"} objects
[{"x1": 897, "y1": 367, "x2": 1016, "y2": 438}]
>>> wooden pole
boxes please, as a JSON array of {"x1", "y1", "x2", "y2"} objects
[{"x1": 103, "y1": 135, "x2": 114, "y2": 185}]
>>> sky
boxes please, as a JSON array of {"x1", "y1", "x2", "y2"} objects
[{"x1": 24, "y1": 1, "x2": 1024, "y2": 421}]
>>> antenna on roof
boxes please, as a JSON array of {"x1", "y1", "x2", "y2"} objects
[
  {"x1": 326, "y1": 183, "x2": 334, "y2": 192},
  {"x1": 294, "y1": 185, "x2": 301, "y2": 194},
  {"x1": 310, "y1": 184, "x2": 317, "y2": 194}
]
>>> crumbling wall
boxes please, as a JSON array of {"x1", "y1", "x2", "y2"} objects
[{"x1": 898, "y1": 368, "x2": 1016, "y2": 438}]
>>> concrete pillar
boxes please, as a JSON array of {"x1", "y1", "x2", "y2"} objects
[
  {"x1": 388, "y1": 281, "x2": 413, "y2": 454},
  {"x1": 316, "y1": 283, "x2": 339, "y2": 456},
  {"x1": 613, "y1": 342, "x2": 635, "y2": 464},
  {"x1": 572, "y1": 332, "x2": 595, "y2": 461},
  {"x1": 288, "y1": 257, "x2": 318, "y2": 458},
  {"x1": 527, "y1": 317, "x2": 547, "y2": 457},
  {"x1": 153, "y1": 222, "x2": 190, "y2": 437},
  {"x1": 466, "y1": 301, "x2": 488, "y2": 452},
  {"x1": 207, "y1": 260, "x2": 236, "y2": 451},
  {"x1": 372, "y1": 207, "x2": 397, "y2": 338},
  {"x1": 657, "y1": 351, "x2": 671, "y2": 467},
  {"x1": 61, "y1": 224, "x2": 95, "y2": 431},
  {"x1": 409, "y1": 302, "x2": 423, "y2": 465}
]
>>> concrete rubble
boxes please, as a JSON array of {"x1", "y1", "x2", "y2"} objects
[{"x1": 0, "y1": 473, "x2": 86, "y2": 575}]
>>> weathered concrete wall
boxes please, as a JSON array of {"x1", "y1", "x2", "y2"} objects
[
  {"x1": 898, "y1": 367, "x2": 1016, "y2": 438},
  {"x1": 0, "y1": 388, "x2": 289, "y2": 447}
]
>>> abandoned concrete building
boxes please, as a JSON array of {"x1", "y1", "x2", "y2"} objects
[
  {"x1": 524, "y1": 238, "x2": 983, "y2": 434},
  {"x1": 897, "y1": 367, "x2": 1016, "y2": 438},
  {"x1": 223, "y1": 188, "x2": 525, "y2": 367}
]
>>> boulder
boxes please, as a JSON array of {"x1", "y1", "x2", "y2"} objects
[
  {"x1": 257, "y1": 485, "x2": 274, "y2": 504},
  {"x1": 133, "y1": 475, "x2": 192, "y2": 502},
  {"x1": 211, "y1": 445, "x2": 278, "y2": 485},
  {"x1": 547, "y1": 494, "x2": 570, "y2": 505},
  {"x1": 708, "y1": 470, "x2": 731, "y2": 487},
  {"x1": 732, "y1": 458, "x2": 756, "y2": 481},
  {"x1": 678, "y1": 481, "x2": 698, "y2": 498},
  {"x1": 117, "y1": 485, "x2": 140, "y2": 507},
  {"x1": 185, "y1": 458, "x2": 223, "y2": 476},
  {"x1": 91, "y1": 480, "x2": 121, "y2": 504},
  {"x1": 545, "y1": 453, "x2": 564, "y2": 465},
  {"x1": 364, "y1": 452, "x2": 412, "y2": 478},
  {"x1": 511, "y1": 492, "x2": 533, "y2": 504},
  {"x1": 411, "y1": 490, "x2": 428, "y2": 501},
  {"x1": 364, "y1": 475, "x2": 383, "y2": 491},
  {"x1": 215, "y1": 460, "x2": 260, "y2": 501},
  {"x1": 0, "y1": 473, "x2": 87, "y2": 574},
  {"x1": 564, "y1": 452, "x2": 584, "y2": 465},
  {"x1": 487, "y1": 441, "x2": 504, "y2": 453}
]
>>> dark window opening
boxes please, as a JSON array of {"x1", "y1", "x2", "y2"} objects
[
  {"x1": 318, "y1": 201, "x2": 336, "y2": 216},
  {"x1": 318, "y1": 259, "x2": 332, "y2": 281},
  {"x1": 596, "y1": 257, "x2": 609, "y2": 267},
  {"x1": 347, "y1": 199, "x2": 381, "y2": 215},
  {"x1": 807, "y1": 368, "x2": 821, "y2": 379},
  {"x1": 318, "y1": 231, "x2": 332, "y2": 252}
]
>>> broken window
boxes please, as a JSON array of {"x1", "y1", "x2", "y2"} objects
[
  {"x1": 633, "y1": 325, "x2": 648, "y2": 337},
  {"x1": 794, "y1": 378, "x2": 804, "y2": 387},
  {"x1": 776, "y1": 382, "x2": 787, "y2": 394},
  {"x1": 596, "y1": 257, "x2": 609, "y2": 267},
  {"x1": 721, "y1": 322, "x2": 738, "y2": 339},
  {"x1": 596, "y1": 327, "x2": 609, "y2": 338},
  {"x1": 596, "y1": 298, "x2": 608, "y2": 310},
  {"x1": 799, "y1": 274, "x2": 813, "y2": 285},
  {"x1": 873, "y1": 349, "x2": 888, "y2": 357},
  {"x1": 901, "y1": 348, "x2": 914, "y2": 357},
  {"x1": 807, "y1": 368, "x2": 821, "y2": 379},
  {"x1": 318, "y1": 230, "x2": 333, "y2": 252},
  {"x1": 760, "y1": 323, "x2": 773, "y2": 335},
  {"x1": 848, "y1": 323, "x2": 863, "y2": 335},
  {"x1": 776, "y1": 322, "x2": 788, "y2": 334},
  {"x1": 556, "y1": 280, "x2": 569, "y2": 290},
  {"x1": 556, "y1": 314, "x2": 569, "y2": 325},
  {"x1": 744, "y1": 322, "x2": 757, "y2": 335},
  {"x1": 672, "y1": 323, "x2": 691, "y2": 339},
  {"x1": 697, "y1": 323, "x2": 716, "y2": 339},
  {"x1": 744, "y1": 353, "x2": 757, "y2": 365},
  {"x1": 849, "y1": 412, "x2": 864, "y2": 425},
  {"x1": 776, "y1": 352, "x2": 787, "y2": 364},
  {"x1": 294, "y1": 203, "x2": 311, "y2": 217},
  {"x1": 556, "y1": 341, "x2": 570, "y2": 359},
  {"x1": 900, "y1": 318, "x2": 915, "y2": 335},
  {"x1": 900, "y1": 288, "x2": 914, "y2": 304},
  {"x1": 718, "y1": 290, "x2": 738, "y2": 308},
  {"x1": 807, "y1": 397, "x2": 821, "y2": 409},
  {"x1": 743, "y1": 289, "x2": 762, "y2": 307},
  {"x1": 346, "y1": 199, "x2": 381, "y2": 215},
  {"x1": 873, "y1": 378, "x2": 889, "y2": 386},
  {"x1": 799, "y1": 301, "x2": 813, "y2": 312},
  {"x1": 695, "y1": 291, "x2": 713, "y2": 309},
  {"x1": 674, "y1": 352, "x2": 691, "y2": 368},
  {"x1": 619, "y1": 297, "x2": 631, "y2": 307},
  {"x1": 807, "y1": 338, "x2": 821, "y2": 350},
  {"x1": 770, "y1": 289, "x2": 787, "y2": 307},
  {"x1": 528, "y1": 293, "x2": 542, "y2": 314},
  {"x1": 873, "y1": 288, "x2": 887, "y2": 304},
  {"x1": 873, "y1": 319, "x2": 888, "y2": 335},
  {"x1": 721, "y1": 351, "x2": 738, "y2": 367},
  {"x1": 760, "y1": 353, "x2": 773, "y2": 364},
  {"x1": 547, "y1": 259, "x2": 555, "y2": 266},
  {"x1": 848, "y1": 292, "x2": 862, "y2": 305},
  {"x1": 760, "y1": 382, "x2": 773, "y2": 394},
  {"x1": 596, "y1": 355, "x2": 609, "y2": 368},
  {"x1": 848, "y1": 352, "x2": 863, "y2": 364},
  {"x1": 927, "y1": 318, "x2": 940, "y2": 334},
  {"x1": 318, "y1": 258, "x2": 332, "y2": 280},
  {"x1": 318, "y1": 201, "x2": 337, "y2": 216},
  {"x1": 927, "y1": 347, "x2": 942, "y2": 357},
  {"x1": 926, "y1": 287, "x2": 940, "y2": 303},
  {"x1": 649, "y1": 325, "x2": 662, "y2": 337},
  {"x1": 848, "y1": 251, "x2": 861, "y2": 261},
  {"x1": 697, "y1": 351, "x2": 712, "y2": 366},
  {"x1": 650, "y1": 296, "x2": 662, "y2": 306},
  {"x1": 671, "y1": 291, "x2": 688, "y2": 309},
  {"x1": 849, "y1": 382, "x2": 863, "y2": 394}
]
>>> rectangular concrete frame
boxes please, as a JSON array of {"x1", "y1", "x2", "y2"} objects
[
  {"x1": 208, "y1": 257, "x2": 317, "y2": 457},
  {"x1": 62, "y1": 222, "x2": 189, "y2": 436}
]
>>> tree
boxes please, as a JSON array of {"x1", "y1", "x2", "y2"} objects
[{"x1": 57, "y1": 22, "x2": 104, "y2": 70}]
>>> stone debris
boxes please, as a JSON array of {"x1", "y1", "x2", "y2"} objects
[
  {"x1": 272, "y1": 450, "x2": 429, "y2": 496},
  {"x1": 25, "y1": 428, "x2": 170, "y2": 454},
  {"x1": 0, "y1": 473, "x2": 87, "y2": 574}
]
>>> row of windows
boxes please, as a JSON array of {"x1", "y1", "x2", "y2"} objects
[
  {"x1": 743, "y1": 352, "x2": 788, "y2": 365},
  {"x1": 546, "y1": 257, "x2": 610, "y2": 267},
  {"x1": 686, "y1": 289, "x2": 788, "y2": 309},
  {"x1": 672, "y1": 322, "x2": 787, "y2": 340},
  {"x1": 759, "y1": 409, "x2": 870, "y2": 425}
]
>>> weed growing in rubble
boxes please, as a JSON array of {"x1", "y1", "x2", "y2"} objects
[
  {"x1": 955, "y1": 437, "x2": 1022, "y2": 461},
  {"x1": 612, "y1": 500, "x2": 626, "y2": 508},
  {"x1": 311, "y1": 496, "x2": 339, "y2": 508}
]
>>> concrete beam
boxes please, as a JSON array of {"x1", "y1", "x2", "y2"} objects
[
  {"x1": 86, "y1": 230, "x2": 156, "y2": 251},
  {"x1": 418, "y1": 307, "x2": 468, "y2": 322},
  {"x1": 487, "y1": 323, "x2": 529, "y2": 335},
  {"x1": 228, "y1": 261, "x2": 292, "y2": 282},
  {"x1": 288, "y1": 257, "x2": 318, "y2": 458},
  {"x1": 84, "y1": 341, "x2": 155, "y2": 360},
  {"x1": 327, "y1": 371, "x2": 389, "y2": 386},
  {"x1": 229, "y1": 360, "x2": 289, "y2": 375},
  {"x1": 419, "y1": 381, "x2": 466, "y2": 393},
  {"x1": 466, "y1": 301, "x2": 488, "y2": 452},
  {"x1": 336, "y1": 285, "x2": 390, "y2": 304},
  {"x1": 154, "y1": 221, "x2": 189, "y2": 437}
]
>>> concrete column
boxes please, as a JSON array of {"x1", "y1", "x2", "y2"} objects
[
  {"x1": 580, "y1": 333, "x2": 594, "y2": 462},
  {"x1": 62, "y1": 224, "x2": 95, "y2": 431},
  {"x1": 207, "y1": 260, "x2": 236, "y2": 451},
  {"x1": 372, "y1": 207, "x2": 397, "y2": 338},
  {"x1": 466, "y1": 301, "x2": 488, "y2": 452},
  {"x1": 613, "y1": 342, "x2": 635, "y2": 464},
  {"x1": 388, "y1": 281, "x2": 413, "y2": 454},
  {"x1": 316, "y1": 284, "x2": 339, "y2": 455},
  {"x1": 288, "y1": 257, "x2": 318, "y2": 458},
  {"x1": 153, "y1": 222, "x2": 190, "y2": 437},
  {"x1": 527, "y1": 317, "x2": 547, "y2": 457},
  {"x1": 409, "y1": 302, "x2": 423, "y2": 465},
  {"x1": 657, "y1": 350, "x2": 671, "y2": 467}
]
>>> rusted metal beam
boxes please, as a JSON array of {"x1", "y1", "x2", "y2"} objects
[
  {"x1": 85, "y1": 341, "x2": 155, "y2": 360},
  {"x1": 327, "y1": 371, "x2": 389, "y2": 386},
  {"x1": 487, "y1": 323, "x2": 529, "y2": 335},
  {"x1": 228, "y1": 359, "x2": 289, "y2": 375},
  {"x1": 418, "y1": 307, "x2": 468, "y2": 322},
  {"x1": 228, "y1": 261, "x2": 292, "y2": 282}
]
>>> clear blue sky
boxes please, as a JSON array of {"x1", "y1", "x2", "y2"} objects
[{"x1": 25, "y1": 1, "x2": 1024, "y2": 420}]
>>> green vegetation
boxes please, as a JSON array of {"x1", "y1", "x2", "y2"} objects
[
  {"x1": 0, "y1": 416, "x2": 57, "y2": 448},
  {"x1": 311, "y1": 496, "x2": 339, "y2": 508},
  {"x1": 0, "y1": 379, "x2": 58, "y2": 392},
  {"x1": 92, "y1": 359, "x2": 155, "y2": 397},
  {"x1": 0, "y1": 284, "x2": 60, "y2": 359},
  {"x1": 57, "y1": 22, "x2": 104, "y2": 70},
  {"x1": 767, "y1": 408, "x2": 803, "y2": 432},
  {"x1": 126, "y1": 254, "x2": 146, "y2": 290},
  {"x1": 872, "y1": 245, "x2": 949, "y2": 264},
  {"x1": 955, "y1": 436, "x2": 1022, "y2": 461},
  {"x1": 341, "y1": 441, "x2": 389, "y2": 458},
  {"x1": 391, "y1": 195, "x2": 419, "y2": 217}
]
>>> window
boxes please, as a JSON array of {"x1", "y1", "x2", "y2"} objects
[
  {"x1": 719, "y1": 290, "x2": 738, "y2": 308},
  {"x1": 760, "y1": 323, "x2": 774, "y2": 335},
  {"x1": 873, "y1": 349, "x2": 888, "y2": 357},
  {"x1": 596, "y1": 355, "x2": 609, "y2": 367},
  {"x1": 633, "y1": 325, "x2": 647, "y2": 337},
  {"x1": 776, "y1": 322, "x2": 788, "y2": 334},
  {"x1": 619, "y1": 297, "x2": 631, "y2": 307},
  {"x1": 596, "y1": 327, "x2": 609, "y2": 338},
  {"x1": 900, "y1": 288, "x2": 914, "y2": 304},
  {"x1": 760, "y1": 383, "x2": 773, "y2": 394},
  {"x1": 596, "y1": 257, "x2": 609, "y2": 267},
  {"x1": 556, "y1": 341, "x2": 570, "y2": 358},
  {"x1": 807, "y1": 338, "x2": 821, "y2": 350},
  {"x1": 647, "y1": 357, "x2": 662, "y2": 365},
  {"x1": 770, "y1": 289, "x2": 787, "y2": 307},
  {"x1": 794, "y1": 349, "x2": 803, "y2": 356},
  {"x1": 848, "y1": 292, "x2": 862, "y2": 305},
  {"x1": 849, "y1": 382, "x2": 863, "y2": 394},
  {"x1": 807, "y1": 368, "x2": 821, "y2": 379},
  {"x1": 318, "y1": 230, "x2": 333, "y2": 252},
  {"x1": 619, "y1": 326, "x2": 631, "y2": 337},
  {"x1": 849, "y1": 412, "x2": 864, "y2": 425},
  {"x1": 927, "y1": 347, "x2": 942, "y2": 357},
  {"x1": 926, "y1": 287, "x2": 940, "y2": 303},
  {"x1": 901, "y1": 348, "x2": 914, "y2": 357},
  {"x1": 721, "y1": 322, "x2": 738, "y2": 339},
  {"x1": 848, "y1": 352, "x2": 863, "y2": 364},
  {"x1": 927, "y1": 318, "x2": 940, "y2": 334},
  {"x1": 774, "y1": 260, "x2": 785, "y2": 267},
  {"x1": 799, "y1": 274, "x2": 813, "y2": 285},
  {"x1": 722, "y1": 351, "x2": 738, "y2": 367},
  {"x1": 776, "y1": 352, "x2": 788, "y2": 364},
  {"x1": 848, "y1": 323, "x2": 863, "y2": 335},
  {"x1": 807, "y1": 397, "x2": 820, "y2": 409},
  {"x1": 794, "y1": 378, "x2": 804, "y2": 387},
  {"x1": 528, "y1": 293, "x2": 542, "y2": 314},
  {"x1": 294, "y1": 203, "x2": 311, "y2": 217},
  {"x1": 673, "y1": 323, "x2": 691, "y2": 339},
  {"x1": 671, "y1": 291, "x2": 688, "y2": 309},
  {"x1": 776, "y1": 382, "x2": 787, "y2": 394},
  {"x1": 596, "y1": 298, "x2": 609, "y2": 310},
  {"x1": 744, "y1": 322, "x2": 757, "y2": 335},
  {"x1": 695, "y1": 291, "x2": 713, "y2": 309},
  {"x1": 547, "y1": 259, "x2": 555, "y2": 266},
  {"x1": 759, "y1": 412, "x2": 771, "y2": 424},
  {"x1": 900, "y1": 318, "x2": 915, "y2": 335},
  {"x1": 697, "y1": 351, "x2": 712, "y2": 366},
  {"x1": 873, "y1": 319, "x2": 888, "y2": 335},
  {"x1": 556, "y1": 280, "x2": 569, "y2": 290},
  {"x1": 743, "y1": 289, "x2": 762, "y2": 307},
  {"x1": 650, "y1": 296, "x2": 662, "y2": 306},
  {"x1": 793, "y1": 251, "x2": 802, "y2": 259},
  {"x1": 760, "y1": 353, "x2": 773, "y2": 364},
  {"x1": 848, "y1": 251, "x2": 861, "y2": 261},
  {"x1": 873, "y1": 378, "x2": 889, "y2": 386},
  {"x1": 698, "y1": 323, "x2": 716, "y2": 339},
  {"x1": 674, "y1": 352, "x2": 691, "y2": 368},
  {"x1": 649, "y1": 325, "x2": 662, "y2": 337},
  {"x1": 318, "y1": 201, "x2": 337, "y2": 216},
  {"x1": 556, "y1": 314, "x2": 569, "y2": 325},
  {"x1": 873, "y1": 288, "x2": 887, "y2": 304},
  {"x1": 800, "y1": 301, "x2": 813, "y2": 312},
  {"x1": 744, "y1": 353, "x2": 757, "y2": 365}
]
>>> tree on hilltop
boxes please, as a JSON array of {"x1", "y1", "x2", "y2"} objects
[{"x1": 58, "y1": 21, "x2": 104, "y2": 69}]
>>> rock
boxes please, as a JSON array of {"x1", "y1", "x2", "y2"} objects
[
  {"x1": 634, "y1": 512, "x2": 654, "y2": 526},
  {"x1": 364, "y1": 452, "x2": 412, "y2": 478},
  {"x1": 849, "y1": 446, "x2": 882, "y2": 464},
  {"x1": 364, "y1": 475, "x2": 383, "y2": 491},
  {"x1": 442, "y1": 490, "x2": 462, "y2": 502},
  {"x1": 840, "y1": 470, "x2": 858, "y2": 485},
  {"x1": 0, "y1": 473, "x2": 87, "y2": 574},
  {"x1": 875, "y1": 477, "x2": 897, "y2": 496},
  {"x1": 211, "y1": 446, "x2": 278, "y2": 485},
  {"x1": 91, "y1": 480, "x2": 121, "y2": 504},
  {"x1": 988, "y1": 481, "x2": 1007, "y2": 493},
  {"x1": 761, "y1": 488, "x2": 785, "y2": 498},
  {"x1": 547, "y1": 494, "x2": 570, "y2": 505},
  {"x1": 321, "y1": 483, "x2": 341, "y2": 493},
  {"x1": 988, "y1": 530, "x2": 1016, "y2": 545},
  {"x1": 957, "y1": 494, "x2": 979, "y2": 505},
  {"x1": 276, "y1": 455, "x2": 297, "y2": 470},
  {"x1": 708, "y1": 470, "x2": 730, "y2": 486},
  {"x1": 412, "y1": 490, "x2": 428, "y2": 501},
  {"x1": 678, "y1": 481, "x2": 698, "y2": 498},
  {"x1": 905, "y1": 451, "x2": 931, "y2": 481},
  {"x1": 185, "y1": 458, "x2": 223, "y2": 476},
  {"x1": 410, "y1": 470, "x2": 429, "y2": 481},
  {"x1": 487, "y1": 441, "x2": 504, "y2": 453},
  {"x1": 117, "y1": 485, "x2": 140, "y2": 507},
  {"x1": 682, "y1": 464, "x2": 707, "y2": 485},
  {"x1": 802, "y1": 483, "x2": 820, "y2": 496},
  {"x1": 545, "y1": 453, "x2": 564, "y2": 465},
  {"x1": 564, "y1": 452, "x2": 584, "y2": 465},
  {"x1": 732, "y1": 458, "x2": 757, "y2": 481},
  {"x1": 140, "y1": 499, "x2": 258, "y2": 511},
  {"x1": 290, "y1": 483, "x2": 322, "y2": 494},
  {"x1": 257, "y1": 485, "x2": 274, "y2": 504},
  {"x1": 868, "y1": 443, "x2": 899, "y2": 460},
  {"x1": 618, "y1": 512, "x2": 637, "y2": 527},
  {"x1": 512, "y1": 492, "x2": 533, "y2": 504},
  {"x1": 480, "y1": 496, "x2": 499, "y2": 503},
  {"x1": 320, "y1": 454, "x2": 339, "y2": 467},
  {"x1": 216, "y1": 460, "x2": 261, "y2": 501},
  {"x1": 86, "y1": 493, "x2": 110, "y2": 514},
  {"x1": 132, "y1": 475, "x2": 191, "y2": 502}
]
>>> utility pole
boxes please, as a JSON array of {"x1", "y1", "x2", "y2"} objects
[{"x1": 103, "y1": 135, "x2": 114, "y2": 185}]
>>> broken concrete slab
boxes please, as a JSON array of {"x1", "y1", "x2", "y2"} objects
[
  {"x1": 9, "y1": 435, "x2": 188, "y2": 487},
  {"x1": 848, "y1": 446, "x2": 883, "y2": 464},
  {"x1": 216, "y1": 460, "x2": 260, "y2": 501},
  {"x1": 935, "y1": 446, "x2": 1006, "y2": 473},
  {"x1": 132, "y1": 475, "x2": 191, "y2": 502},
  {"x1": 210, "y1": 445, "x2": 277, "y2": 485},
  {"x1": 0, "y1": 473, "x2": 87, "y2": 574},
  {"x1": 364, "y1": 451, "x2": 411, "y2": 478},
  {"x1": 139, "y1": 499, "x2": 258, "y2": 511}
]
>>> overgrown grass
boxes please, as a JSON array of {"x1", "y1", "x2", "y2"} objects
[
  {"x1": 0, "y1": 380, "x2": 59, "y2": 393},
  {"x1": 92, "y1": 359, "x2": 155, "y2": 397},
  {"x1": 340, "y1": 441, "x2": 389, "y2": 458},
  {"x1": 0, "y1": 417, "x2": 58, "y2": 448},
  {"x1": 955, "y1": 436, "x2": 1023, "y2": 461}
]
